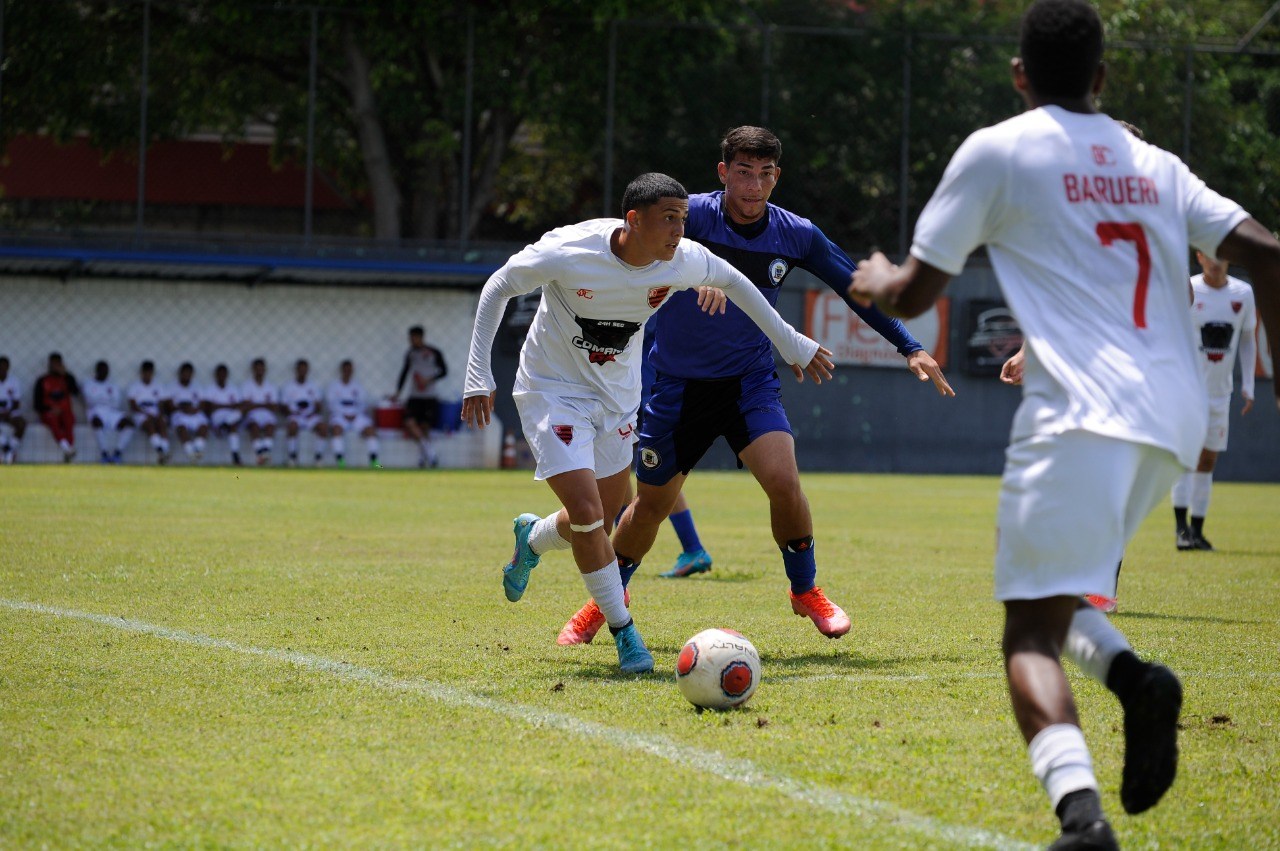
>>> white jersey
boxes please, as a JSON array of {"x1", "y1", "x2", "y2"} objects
[
  {"x1": 1189, "y1": 274, "x2": 1257, "y2": 400},
  {"x1": 281, "y1": 380, "x2": 324, "y2": 417},
  {"x1": 242, "y1": 380, "x2": 280, "y2": 412},
  {"x1": 327, "y1": 379, "x2": 367, "y2": 420},
  {"x1": 464, "y1": 218, "x2": 818, "y2": 415},
  {"x1": 203, "y1": 382, "x2": 242, "y2": 411},
  {"x1": 127, "y1": 380, "x2": 166, "y2": 419},
  {"x1": 168, "y1": 381, "x2": 203, "y2": 414},
  {"x1": 0, "y1": 375, "x2": 24, "y2": 415},
  {"x1": 911, "y1": 106, "x2": 1248, "y2": 468},
  {"x1": 82, "y1": 379, "x2": 124, "y2": 413}
]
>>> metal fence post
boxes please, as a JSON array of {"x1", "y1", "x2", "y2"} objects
[
  {"x1": 1182, "y1": 46, "x2": 1193, "y2": 164},
  {"x1": 603, "y1": 19, "x2": 617, "y2": 217},
  {"x1": 898, "y1": 31, "x2": 912, "y2": 257},
  {"x1": 304, "y1": 5, "x2": 318, "y2": 245},
  {"x1": 461, "y1": 6, "x2": 474, "y2": 251},
  {"x1": 136, "y1": 0, "x2": 151, "y2": 236},
  {"x1": 761, "y1": 24, "x2": 773, "y2": 125}
]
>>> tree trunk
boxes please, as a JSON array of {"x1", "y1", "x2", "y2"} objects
[
  {"x1": 343, "y1": 29, "x2": 402, "y2": 241},
  {"x1": 465, "y1": 108, "x2": 516, "y2": 241}
]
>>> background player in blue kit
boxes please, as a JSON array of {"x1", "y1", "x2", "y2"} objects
[{"x1": 557, "y1": 126, "x2": 955, "y2": 644}]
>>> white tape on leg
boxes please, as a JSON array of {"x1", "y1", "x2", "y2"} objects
[{"x1": 569, "y1": 518, "x2": 604, "y2": 533}]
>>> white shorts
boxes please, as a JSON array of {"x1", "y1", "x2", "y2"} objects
[
  {"x1": 514, "y1": 390, "x2": 637, "y2": 481},
  {"x1": 88, "y1": 407, "x2": 130, "y2": 431},
  {"x1": 995, "y1": 429, "x2": 1182, "y2": 601},
  {"x1": 243, "y1": 408, "x2": 278, "y2": 430},
  {"x1": 1203, "y1": 395, "x2": 1230, "y2": 452},
  {"x1": 210, "y1": 409, "x2": 243, "y2": 431},
  {"x1": 171, "y1": 411, "x2": 209, "y2": 433},
  {"x1": 329, "y1": 413, "x2": 372, "y2": 434},
  {"x1": 288, "y1": 413, "x2": 324, "y2": 432}
]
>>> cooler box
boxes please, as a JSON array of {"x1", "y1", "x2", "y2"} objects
[{"x1": 375, "y1": 401, "x2": 405, "y2": 434}]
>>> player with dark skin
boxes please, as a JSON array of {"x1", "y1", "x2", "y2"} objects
[{"x1": 851, "y1": 2, "x2": 1280, "y2": 846}]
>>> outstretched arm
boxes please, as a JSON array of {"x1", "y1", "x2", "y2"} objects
[{"x1": 1215, "y1": 218, "x2": 1280, "y2": 412}]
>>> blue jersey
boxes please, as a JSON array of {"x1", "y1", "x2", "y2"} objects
[{"x1": 648, "y1": 191, "x2": 922, "y2": 379}]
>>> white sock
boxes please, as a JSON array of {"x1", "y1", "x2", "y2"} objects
[
  {"x1": 581, "y1": 560, "x2": 629, "y2": 629},
  {"x1": 159, "y1": 437, "x2": 170, "y2": 453},
  {"x1": 287, "y1": 437, "x2": 299, "y2": 457},
  {"x1": 194, "y1": 437, "x2": 205, "y2": 453},
  {"x1": 364, "y1": 435, "x2": 379, "y2": 456},
  {"x1": 332, "y1": 436, "x2": 345, "y2": 456},
  {"x1": 117, "y1": 427, "x2": 134, "y2": 452},
  {"x1": 149, "y1": 433, "x2": 163, "y2": 450},
  {"x1": 1190, "y1": 472, "x2": 1212, "y2": 518},
  {"x1": 94, "y1": 428, "x2": 109, "y2": 454},
  {"x1": 1029, "y1": 724, "x2": 1098, "y2": 809},
  {"x1": 184, "y1": 441, "x2": 196, "y2": 457},
  {"x1": 1170, "y1": 472, "x2": 1192, "y2": 508},
  {"x1": 227, "y1": 432, "x2": 240, "y2": 452},
  {"x1": 529, "y1": 513, "x2": 571, "y2": 555},
  {"x1": 1064, "y1": 606, "x2": 1132, "y2": 685}
]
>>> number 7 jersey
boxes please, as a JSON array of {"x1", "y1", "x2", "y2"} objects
[{"x1": 910, "y1": 105, "x2": 1248, "y2": 468}]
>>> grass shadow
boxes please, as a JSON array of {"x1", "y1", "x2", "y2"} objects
[{"x1": 1116, "y1": 611, "x2": 1264, "y2": 626}]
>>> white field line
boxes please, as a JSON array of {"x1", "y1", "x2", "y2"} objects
[{"x1": 2, "y1": 597, "x2": 1033, "y2": 851}]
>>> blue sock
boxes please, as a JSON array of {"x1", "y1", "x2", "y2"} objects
[
  {"x1": 615, "y1": 503, "x2": 627, "y2": 529},
  {"x1": 668, "y1": 509, "x2": 703, "y2": 554},
  {"x1": 618, "y1": 556, "x2": 639, "y2": 588},
  {"x1": 781, "y1": 536, "x2": 816, "y2": 595}
]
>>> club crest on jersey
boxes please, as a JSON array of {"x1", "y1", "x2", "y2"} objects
[
  {"x1": 576, "y1": 288, "x2": 594, "y2": 299},
  {"x1": 640, "y1": 447, "x2": 661, "y2": 469},
  {"x1": 647, "y1": 286, "x2": 672, "y2": 308},
  {"x1": 552, "y1": 425, "x2": 574, "y2": 445},
  {"x1": 769, "y1": 258, "x2": 788, "y2": 285},
  {"x1": 1231, "y1": 301, "x2": 1243, "y2": 314}
]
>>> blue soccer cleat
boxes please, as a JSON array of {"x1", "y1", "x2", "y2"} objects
[
  {"x1": 502, "y1": 513, "x2": 542, "y2": 602},
  {"x1": 613, "y1": 622, "x2": 655, "y2": 674},
  {"x1": 660, "y1": 548, "x2": 713, "y2": 578}
]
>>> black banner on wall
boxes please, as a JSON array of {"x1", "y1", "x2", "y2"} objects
[{"x1": 964, "y1": 300, "x2": 1023, "y2": 377}]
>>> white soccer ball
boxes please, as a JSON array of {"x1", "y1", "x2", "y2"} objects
[{"x1": 675, "y1": 628, "x2": 761, "y2": 710}]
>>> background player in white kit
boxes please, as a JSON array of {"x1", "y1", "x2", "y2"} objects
[
  {"x1": 463, "y1": 172, "x2": 830, "y2": 675},
  {"x1": 849, "y1": 2, "x2": 1280, "y2": 847},
  {"x1": 281, "y1": 358, "x2": 327, "y2": 467},
  {"x1": 0, "y1": 356, "x2": 28, "y2": 464},
  {"x1": 83, "y1": 360, "x2": 135, "y2": 464},
  {"x1": 1171, "y1": 251, "x2": 1259, "y2": 551},
  {"x1": 327, "y1": 359, "x2": 380, "y2": 468},
  {"x1": 168, "y1": 362, "x2": 209, "y2": 464},
  {"x1": 128, "y1": 360, "x2": 171, "y2": 465},
  {"x1": 241, "y1": 357, "x2": 280, "y2": 466},
  {"x1": 204, "y1": 364, "x2": 244, "y2": 466}
]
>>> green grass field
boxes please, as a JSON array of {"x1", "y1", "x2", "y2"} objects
[{"x1": 1, "y1": 466, "x2": 1277, "y2": 849}]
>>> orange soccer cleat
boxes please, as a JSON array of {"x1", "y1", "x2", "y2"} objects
[
  {"x1": 556, "y1": 588, "x2": 630, "y2": 646},
  {"x1": 789, "y1": 586, "x2": 851, "y2": 638},
  {"x1": 1085, "y1": 594, "x2": 1118, "y2": 614}
]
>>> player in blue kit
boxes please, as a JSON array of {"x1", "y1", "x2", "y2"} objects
[{"x1": 554, "y1": 126, "x2": 955, "y2": 644}]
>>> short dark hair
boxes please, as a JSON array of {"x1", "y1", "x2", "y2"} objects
[
  {"x1": 295, "y1": 358, "x2": 309, "y2": 369},
  {"x1": 251, "y1": 357, "x2": 265, "y2": 368},
  {"x1": 141, "y1": 360, "x2": 155, "y2": 371},
  {"x1": 215, "y1": 363, "x2": 228, "y2": 374},
  {"x1": 721, "y1": 126, "x2": 782, "y2": 165},
  {"x1": 409, "y1": 325, "x2": 425, "y2": 337},
  {"x1": 179, "y1": 362, "x2": 193, "y2": 373},
  {"x1": 1019, "y1": 0, "x2": 1104, "y2": 99},
  {"x1": 340, "y1": 359, "x2": 353, "y2": 368},
  {"x1": 621, "y1": 173, "x2": 687, "y2": 218}
]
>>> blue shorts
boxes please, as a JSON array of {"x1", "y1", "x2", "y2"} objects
[{"x1": 635, "y1": 369, "x2": 792, "y2": 486}]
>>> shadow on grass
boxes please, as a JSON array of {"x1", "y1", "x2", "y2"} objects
[
  {"x1": 1116, "y1": 611, "x2": 1265, "y2": 625},
  {"x1": 552, "y1": 649, "x2": 972, "y2": 683}
]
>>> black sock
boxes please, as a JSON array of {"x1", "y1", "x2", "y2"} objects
[
  {"x1": 1105, "y1": 650, "x2": 1149, "y2": 706},
  {"x1": 1190, "y1": 516, "x2": 1205, "y2": 536},
  {"x1": 1174, "y1": 507, "x2": 1187, "y2": 532},
  {"x1": 607, "y1": 617, "x2": 634, "y2": 636},
  {"x1": 1056, "y1": 788, "x2": 1104, "y2": 832}
]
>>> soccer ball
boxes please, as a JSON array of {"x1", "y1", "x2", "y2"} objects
[{"x1": 675, "y1": 628, "x2": 760, "y2": 710}]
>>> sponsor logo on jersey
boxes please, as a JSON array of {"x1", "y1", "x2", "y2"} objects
[
  {"x1": 1062, "y1": 173, "x2": 1158, "y2": 205},
  {"x1": 552, "y1": 425, "x2": 574, "y2": 445},
  {"x1": 576, "y1": 289, "x2": 594, "y2": 299},
  {"x1": 640, "y1": 447, "x2": 661, "y2": 469},
  {"x1": 769, "y1": 258, "x2": 789, "y2": 285},
  {"x1": 1090, "y1": 145, "x2": 1116, "y2": 166},
  {"x1": 647, "y1": 286, "x2": 671, "y2": 308},
  {"x1": 573, "y1": 316, "x2": 641, "y2": 366}
]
